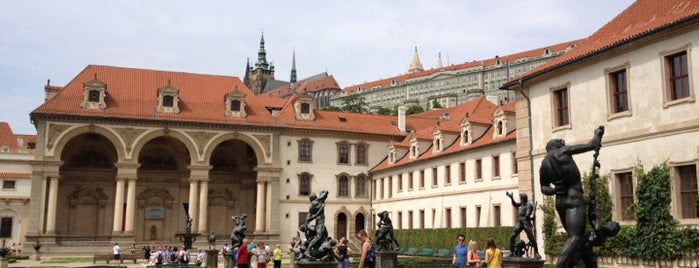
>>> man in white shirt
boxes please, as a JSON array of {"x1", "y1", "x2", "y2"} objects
[{"x1": 113, "y1": 243, "x2": 121, "y2": 261}]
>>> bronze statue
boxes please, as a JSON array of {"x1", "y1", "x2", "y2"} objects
[
  {"x1": 230, "y1": 213, "x2": 247, "y2": 248},
  {"x1": 297, "y1": 190, "x2": 336, "y2": 262},
  {"x1": 506, "y1": 192, "x2": 540, "y2": 259},
  {"x1": 208, "y1": 231, "x2": 216, "y2": 249},
  {"x1": 375, "y1": 210, "x2": 400, "y2": 251},
  {"x1": 539, "y1": 126, "x2": 604, "y2": 267}
]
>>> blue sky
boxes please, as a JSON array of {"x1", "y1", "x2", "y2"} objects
[{"x1": 0, "y1": 0, "x2": 635, "y2": 134}]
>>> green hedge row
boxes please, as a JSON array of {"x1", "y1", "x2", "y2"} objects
[{"x1": 392, "y1": 227, "x2": 512, "y2": 251}]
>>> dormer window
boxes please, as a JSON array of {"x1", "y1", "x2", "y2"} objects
[
  {"x1": 496, "y1": 120, "x2": 504, "y2": 136},
  {"x1": 294, "y1": 94, "x2": 315, "y2": 121},
  {"x1": 157, "y1": 83, "x2": 180, "y2": 114},
  {"x1": 433, "y1": 129, "x2": 443, "y2": 153},
  {"x1": 81, "y1": 77, "x2": 107, "y2": 110},
  {"x1": 492, "y1": 107, "x2": 511, "y2": 138},
  {"x1": 225, "y1": 88, "x2": 247, "y2": 118}
]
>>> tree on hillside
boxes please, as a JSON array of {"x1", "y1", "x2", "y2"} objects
[
  {"x1": 405, "y1": 105, "x2": 424, "y2": 115},
  {"x1": 375, "y1": 106, "x2": 394, "y2": 115},
  {"x1": 341, "y1": 95, "x2": 369, "y2": 113}
]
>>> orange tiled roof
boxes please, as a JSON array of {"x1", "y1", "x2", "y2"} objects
[
  {"x1": 0, "y1": 172, "x2": 32, "y2": 179},
  {"x1": 371, "y1": 98, "x2": 516, "y2": 172},
  {"x1": 344, "y1": 40, "x2": 580, "y2": 94},
  {"x1": 504, "y1": 0, "x2": 699, "y2": 87},
  {"x1": 0, "y1": 122, "x2": 36, "y2": 150}
]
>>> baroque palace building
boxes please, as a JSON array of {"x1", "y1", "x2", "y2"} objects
[
  {"x1": 502, "y1": 0, "x2": 699, "y2": 256},
  {"x1": 0, "y1": 122, "x2": 35, "y2": 246},
  {"x1": 330, "y1": 41, "x2": 579, "y2": 111}
]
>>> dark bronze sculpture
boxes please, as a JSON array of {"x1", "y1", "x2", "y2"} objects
[
  {"x1": 375, "y1": 210, "x2": 400, "y2": 251},
  {"x1": 506, "y1": 192, "x2": 540, "y2": 259},
  {"x1": 208, "y1": 231, "x2": 216, "y2": 249},
  {"x1": 296, "y1": 190, "x2": 336, "y2": 262},
  {"x1": 230, "y1": 213, "x2": 247, "y2": 248},
  {"x1": 540, "y1": 126, "x2": 614, "y2": 267}
]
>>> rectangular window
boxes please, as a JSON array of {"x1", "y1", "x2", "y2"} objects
[
  {"x1": 298, "y1": 212, "x2": 308, "y2": 229},
  {"x1": 617, "y1": 172, "x2": 635, "y2": 220},
  {"x1": 409, "y1": 172, "x2": 414, "y2": 190},
  {"x1": 419, "y1": 170, "x2": 425, "y2": 188},
  {"x1": 379, "y1": 178, "x2": 384, "y2": 199},
  {"x1": 432, "y1": 167, "x2": 438, "y2": 186},
  {"x1": 459, "y1": 162, "x2": 466, "y2": 182},
  {"x1": 298, "y1": 140, "x2": 312, "y2": 162},
  {"x1": 398, "y1": 174, "x2": 403, "y2": 191},
  {"x1": 476, "y1": 159, "x2": 482, "y2": 181},
  {"x1": 356, "y1": 144, "x2": 368, "y2": 165},
  {"x1": 666, "y1": 51, "x2": 690, "y2": 101},
  {"x1": 460, "y1": 207, "x2": 467, "y2": 227},
  {"x1": 356, "y1": 176, "x2": 367, "y2": 197},
  {"x1": 431, "y1": 208, "x2": 436, "y2": 228},
  {"x1": 678, "y1": 164, "x2": 698, "y2": 219},
  {"x1": 2, "y1": 180, "x2": 16, "y2": 189},
  {"x1": 475, "y1": 206, "x2": 482, "y2": 227},
  {"x1": 0, "y1": 217, "x2": 11, "y2": 237},
  {"x1": 397, "y1": 211, "x2": 402, "y2": 229},
  {"x1": 388, "y1": 177, "x2": 392, "y2": 198},
  {"x1": 493, "y1": 155, "x2": 501, "y2": 178},
  {"x1": 610, "y1": 69, "x2": 629, "y2": 113},
  {"x1": 512, "y1": 152, "x2": 519, "y2": 173},
  {"x1": 554, "y1": 87, "x2": 570, "y2": 126},
  {"x1": 299, "y1": 174, "x2": 311, "y2": 196},
  {"x1": 419, "y1": 210, "x2": 425, "y2": 229},
  {"x1": 445, "y1": 165, "x2": 451, "y2": 185},
  {"x1": 338, "y1": 176, "x2": 349, "y2": 197},
  {"x1": 338, "y1": 143, "x2": 349, "y2": 164},
  {"x1": 445, "y1": 208, "x2": 452, "y2": 228},
  {"x1": 408, "y1": 211, "x2": 414, "y2": 229},
  {"x1": 493, "y1": 205, "x2": 501, "y2": 227}
]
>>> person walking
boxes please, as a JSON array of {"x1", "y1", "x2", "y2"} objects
[
  {"x1": 335, "y1": 237, "x2": 351, "y2": 268},
  {"x1": 112, "y1": 243, "x2": 121, "y2": 262},
  {"x1": 466, "y1": 240, "x2": 481, "y2": 268},
  {"x1": 484, "y1": 238, "x2": 502, "y2": 268},
  {"x1": 452, "y1": 234, "x2": 468, "y2": 268},
  {"x1": 236, "y1": 239, "x2": 250, "y2": 268},
  {"x1": 272, "y1": 244, "x2": 283, "y2": 268},
  {"x1": 356, "y1": 230, "x2": 375, "y2": 268}
]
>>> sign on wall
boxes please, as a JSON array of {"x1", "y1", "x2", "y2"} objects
[{"x1": 145, "y1": 207, "x2": 165, "y2": 219}]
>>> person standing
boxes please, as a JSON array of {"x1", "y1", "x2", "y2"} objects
[
  {"x1": 252, "y1": 241, "x2": 269, "y2": 268},
  {"x1": 335, "y1": 238, "x2": 351, "y2": 268},
  {"x1": 356, "y1": 230, "x2": 375, "y2": 268},
  {"x1": 196, "y1": 248, "x2": 206, "y2": 266},
  {"x1": 484, "y1": 238, "x2": 502, "y2": 268},
  {"x1": 236, "y1": 239, "x2": 250, "y2": 268},
  {"x1": 272, "y1": 244, "x2": 282, "y2": 268},
  {"x1": 452, "y1": 234, "x2": 468, "y2": 268},
  {"x1": 466, "y1": 240, "x2": 481, "y2": 268},
  {"x1": 113, "y1": 243, "x2": 121, "y2": 262}
]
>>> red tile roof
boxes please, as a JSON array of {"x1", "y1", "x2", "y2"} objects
[
  {"x1": 0, "y1": 172, "x2": 31, "y2": 179},
  {"x1": 371, "y1": 98, "x2": 516, "y2": 172},
  {"x1": 265, "y1": 74, "x2": 340, "y2": 98},
  {"x1": 504, "y1": 0, "x2": 699, "y2": 87},
  {"x1": 0, "y1": 122, "x2": 36, "y2": 150},
  {"x1": 344, "y1": 40, "x2": 580, "y2": 94}
]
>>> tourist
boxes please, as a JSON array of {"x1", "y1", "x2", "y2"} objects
[
  {"x1": 236, "y1": 239, "x2": 250, "y2": 268},
  {"x1": 452, "y1": 234, "x2": 468, "y2": 268},
  {"x1": 334, "y1": 237, "x2": 351, "y2": 268},
  {"x1": 252, "y1": 241, "x2": 269, "y2": 268},
  {"x1": 196, "y1": 248, "x2": 205, "y2": 266},
  {"x1": 272, "y1": 244, "x2": 282, "y2": 268},
  {"x1": 484, "y1": 238, "x2": 502, "y2": 268},
  {"x1": 113, "y1": 243, "x2": 121, "y2": 261},
  {"x1": 466, "y1": 240, "x2": 481, "y2": 268},
  {"x1": 142, "y1": 245, "x2": 151, "y2": 264},
  {"x1": 356, "y1": 230, "x2": 375, "y2": 268}
]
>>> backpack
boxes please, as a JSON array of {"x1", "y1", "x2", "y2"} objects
[
  {"x1": 365, "y1": 243, "x2": 376, "y2": 266},
  {"x1": 170, "y1": 252, "x2": 177, "y2": 262},
  {"x1": 156, "y1": 252, "x2": 163, "y2": 264}
]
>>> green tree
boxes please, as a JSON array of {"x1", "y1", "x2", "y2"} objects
[
  {"x1": 375, "y1": 106, "x2": 393, "y2": 115},
  {"x1": 631, "y1": 162, "x2": 680, "y2": 261},
  {"x1": 405, "y1": 105, "x2": 424, "y2": 115},
  {"x1": 322, "y1": 106, "x2": 342, "y2": 111},
  {"x1": 540, "y1": 196, "x2": 565, "y2": 261},
  {"x1": 431, "y1": 100, "x2": 443, "y2": 109},
  {"x1": 340, "y1": 95, "x2": 369, "y2": 113}
]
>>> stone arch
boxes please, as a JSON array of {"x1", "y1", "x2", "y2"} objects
[
  {"x1": 202, "y1": 132, "x2": 271, "y2": 165},
  {"x1": 353, "y1": 207, "x2": 370, "y2": 234},
  {"x1": 334, "y1": 206, "x2": 351, "y2": 240},
  {"x1": 51, "y1": 124, "x2": 125, "y2": 162},
  {"x1": 130, "y1": 128, "x2": 197, "y2": 165}
]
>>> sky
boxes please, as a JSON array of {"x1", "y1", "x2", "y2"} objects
[{"x1": 0, "y1": 0, "x2": 635, "y2": 135}]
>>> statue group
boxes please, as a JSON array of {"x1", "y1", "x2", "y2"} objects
[
  {"x1": 230, "y1": 213, "x2": 247, "y2": 248},
  {"x1": 375, "y1": 210, "x2": 400, "y2": 251},
  {"x1": 539, "y1": 126, "x2": 619, "y2": 267},
  {"x1": 296, "y1": 190, "x2": 337, "y2": 262}
]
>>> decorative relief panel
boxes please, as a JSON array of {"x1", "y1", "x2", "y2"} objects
[
  {"x1": 113, "y1": 127, "x2": 147, "y2": 154},
  {"x1": 186, "y1": 130, "x2": 217, "y2": 156},
  {"x1": 251, "y1": 134, "x2": 272, "y2": 158},
  {"x1": 46, "y1": 123, "x2": 71, "y2": 149}
]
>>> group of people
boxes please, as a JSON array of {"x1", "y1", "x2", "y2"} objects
[
  {"x1": 134, "y1": 243, "x2": 197, "y2": 266},
  {"x1": 8, "y1": 243, "x2": 22, "y2": 256},
  {"x1": 221, "y1": 239, "x2": 283, "y2": 268},
  {"x1": 452, "y1": 235, "x2": 502, "y2": 268}
]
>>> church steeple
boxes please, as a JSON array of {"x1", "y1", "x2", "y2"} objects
[
  {"x1": 254, "y1": 32, "x2": 270, "y2": 70},
  {"x1": 436, "y1": 52, "x2": 443, "y2": 68},
  {"x1": 290, "y1": 49, "x2": 297, "y2": 83},
  {"x1": 243, "y1": 58, "x2": 251, "y2": 86},
  {"x1": 408, "y1": 46, "x2": 424, "y2": 73}
]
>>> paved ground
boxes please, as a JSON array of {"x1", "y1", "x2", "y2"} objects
[{"x1": 6, "y1": 255, "x2": 293, "y2": 268}]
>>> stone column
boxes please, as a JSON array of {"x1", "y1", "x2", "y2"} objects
[
  {"x1": 45, "y1": 176, "x2": 59, "y2": 234},
  {"x1": 113, "y1": 178, "x2": 125, "y2": 233},
  {"x1": 265, "y1": 181, "x2": 272, "y2": 231},
  {"x1": 188, "y1": 180, "x2": 199, "y2": 231},
  {"x1": 197, "y1": 180, "x2": 209, "y2": 233},
  {"x1": 124, "y1": 178, "x2": 137, "y2": 233},
  {"x1": 254, "y1": 181, "x2": 265, "y2": 232}
]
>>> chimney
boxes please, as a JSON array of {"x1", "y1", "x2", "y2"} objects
[{"x1": 398, "y1": 106, "x2": 406, "y2": 132}]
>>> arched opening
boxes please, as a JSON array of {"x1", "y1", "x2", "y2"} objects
[
  {"x1": 336, "y1": 213, "x2": 347, "y2": 239},
  {"x1": 58, "y1": 133, "x2": 117, "y2": 238},
  {"x1": 136, "y1": 136, "x2": 191, "y2": 241},
  {"x1": 207, "y1": 140, "x2": 258, "y2": 237},
  {"x1": 355, "y1": 213, "x2": 365, "y2": 234}
]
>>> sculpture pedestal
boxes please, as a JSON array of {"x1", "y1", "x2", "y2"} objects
[
  {"x1": 502, "y1": 257, "x2": 545, "y2": 268},
  {"x1": 205, "y1": 249, "x2": 219, "y2": 267},
  {"x1": 295, "y1": 260, "x2": 338, "y2": 268},
  {"x1": 377, "y1": 251, "x2": 398, "y2": 268}
]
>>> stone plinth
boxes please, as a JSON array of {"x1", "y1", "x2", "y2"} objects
[
  {"x1": 295, "y1": 260, "x2": 338, "y2": 268},
  {"x1": 205, "y1": 249, "x2": 219, "y2": 267},
  {"x1": 377, "y1": 251, "x2": 398, "y2": 268},
  {"x1": 502, "y1": 257, "x2": 545, "y2": 268}
]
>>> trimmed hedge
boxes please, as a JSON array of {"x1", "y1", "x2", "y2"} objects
[{"x1": 393, "y1": 227, "x2": 512, "y2": 251}]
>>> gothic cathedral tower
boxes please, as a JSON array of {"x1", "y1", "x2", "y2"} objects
[{"x1": 244, "y1": 32, "x2": 275, "y2": 95}]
